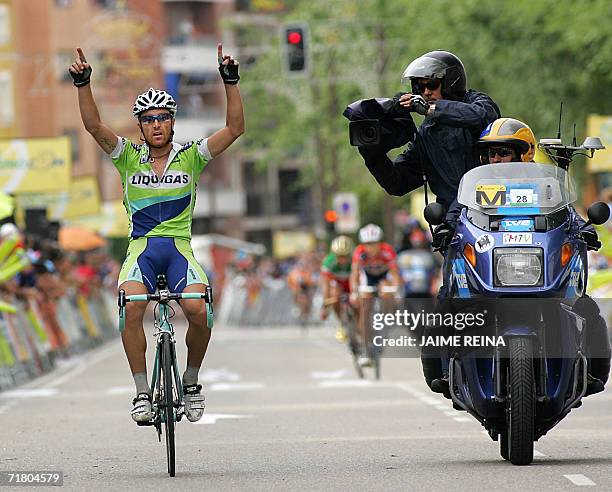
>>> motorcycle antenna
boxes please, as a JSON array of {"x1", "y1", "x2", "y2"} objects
[{"x1": 557, "y1": 101, "x2": 563, "y2": 141}]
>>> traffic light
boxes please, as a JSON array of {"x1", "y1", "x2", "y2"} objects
[
  {"x1": 324, "y1": 209, "x2": 337, "y2": 234},
  {"x1": 282, "y1": 24, "x2": 309, "y2": 73}
]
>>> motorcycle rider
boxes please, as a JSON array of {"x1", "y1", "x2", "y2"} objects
[
  {"x1": 430, "y1": 118, "x2": 610, "y2": 397},
  {"x1": 359, "y1": 50, "x2": 500, "y2": 213}
]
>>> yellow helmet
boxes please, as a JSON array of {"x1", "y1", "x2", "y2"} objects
[
  {"x1": 475, "y1": 118, "x2": 536, "y2": 162},
  {"x1": 330, "y1": 235, "x2": 354, "y2": 256}
]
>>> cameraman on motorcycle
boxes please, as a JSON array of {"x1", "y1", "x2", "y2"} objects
[
  {"x1": 359, "y1": 50, "x2": 500, "y2": 214},
  {"x1": 430, "y1": 118, "x2": 611, "y2": 397}
]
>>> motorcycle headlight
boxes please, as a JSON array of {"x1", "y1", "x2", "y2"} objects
[{"x1": 494, "y1": 248, "x2": 543, "y2": 287}]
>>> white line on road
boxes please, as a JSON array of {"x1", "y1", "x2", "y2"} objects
[
  {"x1": 563, "y1": 474, "x2": 596, "y2": 486},
  {"x1": 310, "y1": 369, "x2": 353, "y2": 380},
  {"x1": 1, "y1": 388, "x2": 58, "y2": 398},
  {"x1": 318, "y1": 380, "x2": 373, "y2": 388},
  {"x1": 194, "y1": 413, "x2": 254, "y2": 425},
  {"x1": 533, "y1": 450, "x2": 546, "y2": 457},
  {"x1": 210, "y1": 382, "x2": 265, "y2": 391}
]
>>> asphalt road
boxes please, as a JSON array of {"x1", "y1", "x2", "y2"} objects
[{"x1": 0, "y1": 323, "x2": 610, "y2": 491}]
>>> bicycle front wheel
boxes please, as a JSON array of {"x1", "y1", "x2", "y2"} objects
[{"x1": 161, "y1": 332, "x2": 176, "y2": 477}]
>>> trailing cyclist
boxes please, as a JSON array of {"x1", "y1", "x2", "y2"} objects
[
  {"x1": 69, "y1": 44, "x2": 244, "y2": 422},
  {"x1": 320, "y1": 235, "x2": 355, "y2": 341},
  {"x1": 349, "y1": 224, "x2": 401, "y2": 366}
]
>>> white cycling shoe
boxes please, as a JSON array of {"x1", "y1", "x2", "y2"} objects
[
  {"x1": 183, "y1": 384, "x2": 205, "y2": 422},
  {"x1": 131, "y1": 393, "x2": 153, "y2": 422}
]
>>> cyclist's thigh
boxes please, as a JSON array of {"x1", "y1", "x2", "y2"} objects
[
  {"x1": 167, "y1": 238, "x2": 209, "y2": 314},
  {"x1": 118, "y1": 237, "x2": 159, "y2": 294}
]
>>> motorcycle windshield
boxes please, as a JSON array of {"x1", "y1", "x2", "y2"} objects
[{"x1": 457, "y1": 162, "x2": 577, "y2": 216}]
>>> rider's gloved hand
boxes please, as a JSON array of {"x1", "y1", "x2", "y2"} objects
[
  {"x1": 217, "y1": 43, "x2": 240, "y2": 85},
  {"x1": 409, "y1": 95, "x2": 430, "y2": 116},
  {"x1": 581, "y1": 229, "x2": 601, "y2": 251},
  {"x1": 432, "y1": 223, "x2": 455, "y2": 251},
  {"x1": 68, "y1": 47, "x2": 92, "y2": 87}
]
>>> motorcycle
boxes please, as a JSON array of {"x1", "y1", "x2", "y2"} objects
[{"x1": 423, "y1": 137, "x2": 610, "y2": 465}]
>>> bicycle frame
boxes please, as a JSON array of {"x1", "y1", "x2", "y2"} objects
[{"x1": 118, "y1": 287, "x2": 214, "y2": 420}]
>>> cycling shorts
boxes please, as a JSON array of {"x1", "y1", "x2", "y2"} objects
[
  {"x1": 118, "y1": 237, "x2": 209, "y2": 293},
  {"x1": 361, "y1": 269, "x2": 391, "y2": 287},
  {"x1": 330, "y1": 277, "x2": 351, "y2": 293}
]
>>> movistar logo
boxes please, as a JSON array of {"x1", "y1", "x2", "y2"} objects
[{"x1": 130, "y1": 171, "x2": 191, "y2": 189}]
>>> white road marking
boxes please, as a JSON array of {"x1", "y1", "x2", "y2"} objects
[
  {"x1": 106, "y1": 386, "x2": 133, "y2": 395},
  {"x1": 194, "y1": 413, "x2": 254, "y2": 425},
  {"x1": 533, "y1": 450, "x2": 546, "y2": 457},
  {"x1": 318, "y1": 380, "x2": 373, "y2": 388},
  {"x1": 563, "y1": 474, "x2": 596, "y2": 486},
  {"x1": 200, "y1": 368, "x2": 241, "y2": 383},
  {"x1": 452, "y1": 417, "x2": 472, "y2": 423},
  {"x1": 310, "y1": 369, "x2": 353, "y2": 380},
  {"x1": 1, "y1": 388, "x2": 58, "y2": 398},
  {"x1": 209, "y1": 382, "x2": 264, "y2": 392}
]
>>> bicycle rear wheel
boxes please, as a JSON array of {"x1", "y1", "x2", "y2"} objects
[{"x1": 160, "y1": 332, "x2": 176, "y2": 477}]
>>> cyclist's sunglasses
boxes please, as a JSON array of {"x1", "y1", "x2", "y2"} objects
[
  {"x1": 487, "y1": 147, "x2": 515, "y2": 158},
  {"x1": 140, "y1": 113, "x2": 173, "y2": 125},
  {"x1": 413, "y1": 79, "x2": 441, "y2": 93}
]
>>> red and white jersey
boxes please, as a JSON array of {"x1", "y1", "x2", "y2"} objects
[{"x1": 352, "y1": 242, "x2": 397, "y2": 276}]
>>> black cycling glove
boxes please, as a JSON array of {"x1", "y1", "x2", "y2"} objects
[
  {"x1": 581, "y1": 230, "x2": 601, "y2": 251},
  {"x1": 69, "y1": 66, "x2": 92, "y2": 87},
  {"x1": 409, "y1": 95, "x2": 430, "y2": 116},
  {"x1": 219, "y1": 62, "x2": 240, "y2": 85},
  {"x1": 432, "y1": 223, "x2": 454, "y2": 251}
]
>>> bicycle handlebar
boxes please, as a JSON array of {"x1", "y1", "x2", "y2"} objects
[{"x1": 118, "y1": 288, "x2": 214, "y2": 332}]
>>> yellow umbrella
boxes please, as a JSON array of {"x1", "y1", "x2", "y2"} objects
[{"x1": 0, "y1": 192, "x2": 14, "y2": 221}]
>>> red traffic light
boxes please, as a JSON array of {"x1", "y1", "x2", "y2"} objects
[
  {"x1": 287, "y1": 31, "x2": 302, "y2": 45},
  {"x1": 324, "y1": 210, "x2": 338, "y2": 223}
]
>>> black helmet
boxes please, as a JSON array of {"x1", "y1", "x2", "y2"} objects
[{"x1": 401, "y1": 50, "x2": 467, "y2": 101}]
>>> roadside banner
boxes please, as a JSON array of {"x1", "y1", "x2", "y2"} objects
[
  {"x1": 272, "y1": 231, "x2": 315, "y2": 258},
  {"x1": 0, "y1": 137, "x2": 72, "y2": 193},
  {"x1": 16, "y1": 176, "x2": 101, "y2": 219},
  {"x1": 68, "y1": 200, "x2": 129, "y2": 238},
  {"x1": 586, "y1": 115, "x2": 612, "y2": 172}
]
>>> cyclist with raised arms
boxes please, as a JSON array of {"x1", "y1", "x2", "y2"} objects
[{"x1": 68, "y1": 44, "x2": 244, "y2": 423}]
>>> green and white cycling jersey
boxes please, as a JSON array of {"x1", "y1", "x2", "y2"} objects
[
  {"x1": 110, "y1": 136, "x2": 211, "y2": 240},
  {"x1": 321, "y1": 252, "x2": 351, "y2": 280}
]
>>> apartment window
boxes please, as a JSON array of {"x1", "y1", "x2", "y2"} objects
[
  {"x1": 278, "y1": 170, "x2": 302, "y2": 214},
  {"x1": 0, "y1": 5, "x2": 10, "y2": 46},
  {"x1": 0, "y1": 71, "x2": 15, "y2": 127},
  {"x1": 56, "y1": 51, "x2": 75, "y2": 83}
]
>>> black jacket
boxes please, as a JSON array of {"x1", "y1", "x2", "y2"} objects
[{"x1": 359, "y1": 89, "x2": 500, "y2": 210}]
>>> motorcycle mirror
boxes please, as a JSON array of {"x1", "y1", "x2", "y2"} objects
[
  {"x1": 587, "y1": 202, "x2": 610, "y2": 226},
  {"x1": 424, "y1": 203, "x2": 446, "y2": 226},
  {"x1": 582, "y1": 137, "x2": 605, "y2": 150}
]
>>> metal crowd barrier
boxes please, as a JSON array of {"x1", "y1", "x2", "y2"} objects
[
  {"x1": 0, "y1": 291, "x2": 118, "y2": 392},
  {"x1": 218, "y1": 275, "x2": 323, "y2": 326}
]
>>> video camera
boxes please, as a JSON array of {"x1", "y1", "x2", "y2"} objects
[{"x1": 343, "y1": 92, "x2": 418, "y2": 150}]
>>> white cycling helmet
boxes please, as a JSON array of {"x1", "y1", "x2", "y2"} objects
[
  {"x1": 0, "y1": 223, "x2": 18, "y2": 239},
  {"x1": 132, "y1": 88, "x2": 177, "y2": 118},
  {"x1": 359, "y1": 224, "x2": 383, "y2": 244}
]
